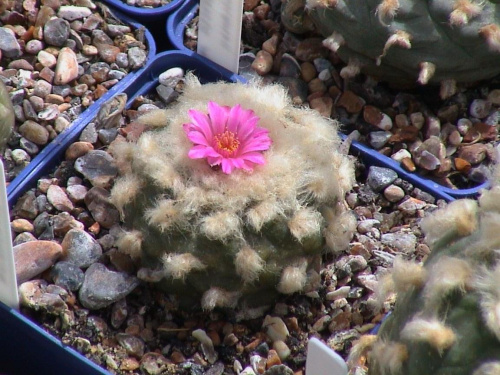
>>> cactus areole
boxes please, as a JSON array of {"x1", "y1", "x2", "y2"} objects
[
  {"x1": 110, "y1": 75, "x2": 356, "y2": 311},
  {"x1": 283, "y1": 0, "x2": 500, "y2": 87}
]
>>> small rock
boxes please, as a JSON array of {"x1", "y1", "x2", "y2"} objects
[
  {"x1": 84, "y1": 187, "x2": 120, "y2": 229},
  {"x1": 116, "y1": 333, "x2": 145, "y2": 358},
  {"x1": 61, "y1": 229, "x2": 103, "y2": 268},
  {"x1": 368, "y1": 131, "x2": 392, "y2": 149},
  {"x1": 19, "y1": 120, "x2": 49, "y2": 145},
  {"x1": 0, "y1": 27, "x2": 21, "y2": 57},
  {"x1": 47, "y1": 184, "x2": 74, "y2": 212},
  {"x1": 383, "y1": 185, "x2": 405, "y2": 202},
  {"x1": 54, "y1": 47, "x2": 79, "y2": 85},
  {"x1": 51, "y1": 261, "x2": 85, "y2": 291},
  {"x1": 14, "y1": 240, "x2": 63, "y2": 283},
  {"x1": 366, "y1": 166, "x2": 398, "y2": 192},
  {"x1": 44, "y1": 18, "x2": 70, "y2": 47},
  {"x1": 66, "y1": 141, "x2": 94, "y2": 160},
  {"x1": 252, "y1": 50, "x2": 273, "y2": 75},
  {"x1": 458, "y1": 143, "x2": 488, "y2": 165},
  {"x1": 381, "y1": 232, "x2": 417, "y2": 254},
  {"x1": 74, "y1": 150, "x2": 117, "y2": 188},
  {"x1": 79, "y1": 263, "x2": 139, "y2": 310},
  {"x1": 57, "y1": 5, "x2": 92, "y2": 20},
  {"x1": 159, "y1": 67, "x2": 184, "y2": 87},
  {"x1": 262, "y1": 316, "x2": 289, "y2": 342}
]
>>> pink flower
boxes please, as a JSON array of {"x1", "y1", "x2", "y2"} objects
[{"x1": 183, "y1": 101, "x2": 272, "y2": 174}]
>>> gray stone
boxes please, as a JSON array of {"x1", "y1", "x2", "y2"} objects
[
  {"x1": 127, "y1": 47, "x2": 147, "y2": 69},
  {"x1": 366, "y1": 166, "x2": 398, "y2": 192},
  {"x1": 61, "y1": 229, "x2": 103, "y2": 268},
  {"x1": 368, "y1": 131, "x2": 391, "y2": 149},
  {"x1": 74, "y1": 150, "x2": 117, "y2": 189},
  {"x1": 51, "y1": 261, "x2": 85, "y2": 291},
  {"x1": 0, "y1": 27, "x2": 21, "y2": 57},
  {"x1": 44, "y1": 18, "x2": 71, "y2": 47},
  {"x1": 84, "y1": 187, "x2": 120, "y2": 229},
  {"x1": 79, "y1": 263, "x2": 139, "y2": 310},
  {"x1": 380, "y1": 232, "x2": 417, "y2": 254}
]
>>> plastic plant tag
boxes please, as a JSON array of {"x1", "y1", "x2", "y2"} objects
[
  {"x1": 306, "y1": 337, "x2": 348, "y2": 375},
  {"x1": 197, "y1": 0, "x2": 244, "y2": 73},
  {"x1": 0, "y1": 162, "x2": 18, "y2": 310}
]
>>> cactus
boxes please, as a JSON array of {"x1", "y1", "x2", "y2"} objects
[
  {"x1": 282, "y1": 0, "x2": 500, "y2": 92},
  {"x1": 347, "y1": 181, "x2": 500, "y2": 375},
  {"x1": 0, "y1": 79, "x2": 14, "y2": 150},
  {"x1": 109, "y1": 74, "x2": 356, "y2": 310}
]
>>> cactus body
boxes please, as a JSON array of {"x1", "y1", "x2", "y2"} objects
[
  {"x1": 349, "y1": 189, "x2": 500, "y2": 375},
  {"x1": 282, "y1": 0, "x2": 500, "y2": 86},
  {"x1": 0, "y1": 80, "x2": 14, "y2": 150},
  {"x1": 110, "y1": 75, "x2": 356, "y2": 310}
]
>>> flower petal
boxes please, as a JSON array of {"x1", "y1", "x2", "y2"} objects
[
  {"x1": 237, "y1": 115, "x2": 260, "y2": 141},
  {"x1": 188, "y1": 145, "x2": 220, "y2": 159},
  {"x1": 188, "y1": 110, "x2": 213, "y2": 140},
  {"x1": 220, "y1": 159, "x2": 235, "y2": 174},
  {"x1": 241, "y1": 152, "x2": 267, "y2": 165},
  {"x1": 226, "y1": 104, "x2": 242, "y2": 133},
  {"x1": 207, "y1": 102, "x2": 228, "y2": 135},
  {"x1": 186, "y1": 130, "x2": 212, "y2": 146}
]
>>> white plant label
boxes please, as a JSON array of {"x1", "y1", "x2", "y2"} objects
[
  {"x1": 306, "y1": 337, "x2": 348, "y2": 375},
  {"x1": 0, "y1": 162, "x2": 18, "y2": 310},
  {"x1": 197, "y1": 0, "x2": 244, "y2": 74}
]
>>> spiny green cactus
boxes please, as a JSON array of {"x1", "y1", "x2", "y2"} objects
[
  {"x1": 348, "y1": 182, "x2": 500, "y2": 375},
  {"x1": 109, "y1": 74, "x2": 356, "y2": 310},
  {"x1": 0, "y1": 80, "x2": 14, "y2": 150},
  {"x1": 282, "y1": 0, "x2": 500, "y2": 94}
]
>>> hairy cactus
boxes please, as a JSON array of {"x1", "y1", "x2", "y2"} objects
[
  {"x1": 0, "y1": 80, "x2": 14, "y2": 150},
  {"x1": 282, "y1": 0, "x2": 500, "y2": 91},
  {"x1": 109, "y1": 75, "x2": 356, "y2": 310},
  {"x1": 348, "y1": 181, "x2": 500, "y2": 374}
]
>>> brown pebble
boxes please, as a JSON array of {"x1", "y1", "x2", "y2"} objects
[
  {"x1": 262, "y1": 33, "x2": 279, "y2": 56},
  {"x1": 11, "y1": 218, "x2": 34, "y2": 233},
  {"x1": 401, "y1": 157, "x2": 417, "y2": 172},
  {"x1": 309, "y1": 96, "x2": 333, "y2": 117},
  {"x1": 170, "y1": 350, "x2": 186, "y2": 364},
  {"x1": 300, "y1": 62, "x2": 316, "y2": 82},
  {"x1": 337, "y1": 91, "x2": 364, "y2": 113},
  {"x1": 266, "y1": 349, "x2": 282, "y2": 368},
  {"x1": 454, "y1": 157, "x2": 472, "y2": 173},
  {"x1": 120, "y1": 358, "x2": 140, "y2": 371},
  {"x1": 251, "y1": 50, "x2": 273, "y2": 75},
  {"x1": 15, "y1": 240, "x2": 63, "y2": 283},
  {"x1": 65, "y1": 141, "x2": 94, "y2": 160}
]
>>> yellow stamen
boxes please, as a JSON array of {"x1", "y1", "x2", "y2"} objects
[{"x1": 214, "y1": 130, "x2": 240, "y2": 156}]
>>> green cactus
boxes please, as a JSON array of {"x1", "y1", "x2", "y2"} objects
[
  {"x1": 0, "y1": 79, "x2": 14, "y2": 150},
  {"x1": 282, "y1": 0, "x2": 500, "y2": 92},
  {"x1": 348, "y1": 185, "x2": 500, "y2": 375},
  {"x1": 109, "y1": 74, "x2": 356, "y2": 310}
]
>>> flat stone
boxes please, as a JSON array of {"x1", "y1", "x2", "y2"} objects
[
  {"x1": 61, "y1": 228, "x2": 103, "y2": 268},
  {"x1": 79, "y1": 263, "x2": 139, "y2": 310},
  {"x1": 47, "y1": 184, "x2": 74, "y2": 212},
  {"x1": 14, "y1": 240, "x2": 63, "y2": 283},
  {"x1": 458, "y1": 143, "x2": 488, "y2": 165},
  {"x1": 19, "y1": 120, "x2": 49, "y2": 145},
  {"x1": 380, "y1": 232, "x2": 417, "y2": 254},
  {"x1": 74, "y1": 150, "x2": 117, "y2": 189},
  {"x1": 58, "y1": 5, "x2": 92, "y2": 20},
  {"x1": 0, "y1": 27, "x2": 21, "y2": 57},
  {"x1": 51, "y1": 261, "x2": 85, "y2": 291}
]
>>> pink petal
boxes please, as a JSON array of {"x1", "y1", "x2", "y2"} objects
[
  {"x1": 220, "y1": 159, "x2": 235, "y2": 174},
  {"x1": 188, "y1": 110, "x2": 213, "y2": 140},
  {"x1": 239, "y1": 138, "x2": 272, "y2": 154},
  {"x1": 207, "y1": 102, "x2": 228, "y2": 135},
  {"x1": 240, "y1": 152, "x2": 267, "y2": 165},
  {"x1": 226, "y1": 104, "x2": 242, "y2": 133},
  {"x1": 188, "y1": 145, "x2": 220, "y2": 159},
  {"x1": 207, "y1": 156, "x2": 222, "y2": 166},
  {"x1": 186, "y1": 130, "x2": 211, "y2": 146},
  {"x1": 237, "y1": 115, "x2": 260, "y2": 141}
]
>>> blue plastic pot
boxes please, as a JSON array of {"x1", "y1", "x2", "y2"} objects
[
  {"x1": 101, "y1": 0, "x2": 183, "y2": 22},
  {"x1": 166, "y1": 0, "x2": 197, "y2": 52},
  {"x1": 166, "y1": 0, "x2": 491, "y2": 201},
  {"x1": 2, "y1": 50, "x2": 242, "y2": 375},
  {"x1": 6, "y1": 11, "x2": 157, "y2": 205}
]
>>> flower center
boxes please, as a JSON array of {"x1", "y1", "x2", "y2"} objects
[{"x1": 214, "y1": 130, "x2": 240, "y2": 156}]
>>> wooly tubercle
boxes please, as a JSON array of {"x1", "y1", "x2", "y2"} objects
[{"x1": 110, "y1": 75, "x2": 356, "y2": 310}]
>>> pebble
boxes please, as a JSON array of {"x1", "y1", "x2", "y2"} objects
[
  {"x1": 78, "y1": 263, "x2": 139, "y2": 310},
  {"x1": 116, "y1": 333, "x2": 145, "y2": 358},
  {"x1": 366, "y1": 166, "x2": 398, "y2": 192},
  {"x1": 54, "y1": 47, "x2": 79, "y2": 85},
  {"x1": 47, "y1": 184, "x2": 74, "y2": 212},
  {"x1": 0, "y1": 27, "x2": 21, "y2": 57},
  {"x1": 14, "y1": 240, "x2": 63, "y2": 283},
  {"x1": 11, "y1": 218, "x2": 34, "y2": 233},
  {"x1": 18, "y1": 120, "x2": 49, "y2": 145},
  {"x1": 44, "y1": 18, "x2": 70, "y2": 47},
  {"x1": 383, "y1": 185, "x2": 405, "y2": 202},
  {"x1": 252, "y1": 50, "x2": 273, "y2": 75},
  {"x1": 262, "y1": 316, "x2": 289, "y2": 342},
  {"x1": 51, "y1": 261, "x2": 85, "y2": 291},
  {"x1": 159, "y1": 67, "x2": 184, "y2": 87},
  {"x1": 74, "y1": 150, "x2": 118, "y2": 189},
  {"x1": 61, "y1": 229, "x2": 103, "y2": 268},
  {"x1": 192, "y1": 329, "x2": 218, "y2": 365},
  {"x1": 380, "y1": 232, "x2": 417, "y2": 254}
]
